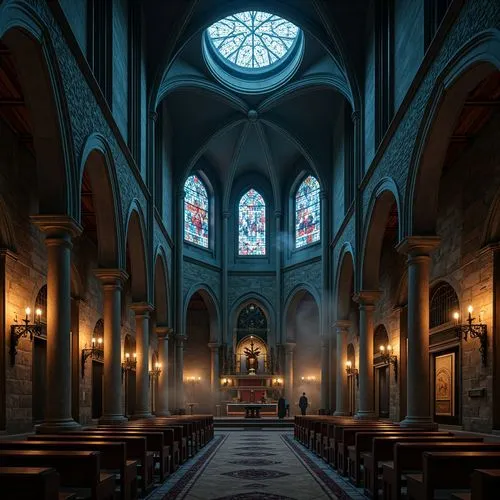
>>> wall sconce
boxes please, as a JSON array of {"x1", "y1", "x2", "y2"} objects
[
  {"x1": 345, "y1": 361, "x2": 359, "y2": 388},
  {"x1": 10, "y1": 307, "x2": 43, "y2": 365},
  {"x1": 81, "y1": 336, "x2": 104, "y2": 378},
  {"x1": 185, "y1": 376, "x2": 201, "y2": 385},
  {"x1": 454, "y1": 305, "x2": 488, "y2": 366},
  {"x1": 272, "y1": 377, "x2": 283, "y2": 387},
  {"x1": 379, "y1": 344, "x2": 398, "y2": 381},
  {"x1": 300, "y1": 375, "x2": 318, "y2": 384},
  {"x1": 221, "y1": 377, "x2": 233, "y2": 387},
  {"x1": 149, "y1": 362, "x2": 162, "y2": 379},
  {"x1": 121, "y1": 352, "x2": 137, "y2": 381}
]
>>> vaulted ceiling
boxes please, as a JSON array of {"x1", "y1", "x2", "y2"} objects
[{"x1": 144, "y1": 0, "x2": 367, "y2": 207}]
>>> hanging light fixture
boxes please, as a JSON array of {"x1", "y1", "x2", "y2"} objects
[{"x1": 10, "y1": 307, "x2": 43, "y2": 365}]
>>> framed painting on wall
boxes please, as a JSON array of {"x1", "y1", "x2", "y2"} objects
[{"x1": 435, "y1": 352, "x2": 455, "y2": 416}]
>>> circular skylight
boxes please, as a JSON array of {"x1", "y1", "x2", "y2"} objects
[
  {"x1": 203, "y1": 11, "x2": 304, "y2": 94},
  {"x1": 206, "y1": 11, "x2": 300, "y2": 69}
]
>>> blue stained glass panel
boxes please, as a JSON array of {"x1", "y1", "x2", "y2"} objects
[
  {"x1": 295, "y1": 175, "x2": 320, "y2": 248},
  {"x1": 238, "y1": 189, "x2": 266, "y2": 255},
  {"x1": 184, "y1": 175, "x2": 209, "y2": 248}
]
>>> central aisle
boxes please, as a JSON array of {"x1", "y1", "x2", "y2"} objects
[{"x1": 149, "y1": 430, "x2": 365, "y2": 500}]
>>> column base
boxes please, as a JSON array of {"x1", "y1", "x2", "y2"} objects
[
  {"x1": 400, "y1": 416, "x2": 438, "y2": 429},
  {"x1": 99, "y1": 414, "x2": 128, "y2": 425},
  {"x1": 36, "y1": 418, "x2": 81, "y2": 434},
  {"x1": 130, "y1": 412, "x2": 154, "y2": 420},
  {"x1": 155, "y1": 410, "x2": 171, "y2": 417},
  {"x1": 333, "y1": 410, "x2": 351, "y2": 416},
  {"x1": 354, "y1": 411, "x2": 377, "y2": 420}
]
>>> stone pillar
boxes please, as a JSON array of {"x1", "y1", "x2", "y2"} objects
[
  {"x1": 285, "y1": 342, "x2": 296, "y2": 413},
  {"x1": 320, "y1": 336, "x2": 330, "y2": 409},
  {"x1": 397, "y1": 236, "x2": 440, "y2": 428},
  {"x1": 156, "y1": 326, "x2": 172, "y2": 416},
  {"x1": 95, "y1": 269, "x2": 128, "y2": 424},
  {"x1": 131, "y1": 302, "x2": 153, "y2": 418},
  {"x1": 175, "y1": 335, "x2": 186, "y2": 409},
  {"x1": 31, "y1": 215, "x2": 82, "y2": 431},
  {"x1": 208, "y1": 343, "x2": 220, "y2": 407},
  {"x1": 353, "y1": 290, "x2": 381, "y2": 420},
  {"x1": 334, "y1": 320, "x2": 351, "y2": 416}
]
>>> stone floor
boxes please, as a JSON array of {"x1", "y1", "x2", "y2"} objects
[{"x1": 147, "y1": 430, "x2": 366, "y2": 500}]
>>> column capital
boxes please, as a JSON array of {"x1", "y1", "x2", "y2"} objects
[
  {"x1": 175, "y1": 334, "x2": 187, "y2": 345},
  {"x1": 31, "y1": 215, "x2": 83, "y2": 238},
  {"x1": 223, "y1": 211, "x2": 231, "y2": 219},
  {"x1": 285, "y1": 342, "x2": 296, "y2": 353},
  {"x1": 351, "y1": 110, "x2": 361, "y2": 123},
  {"x1": 320, "y1": 337, "x2": 329, "y2": 349},
  {"x1": 207, "y1": 342, "x2": 220, "y2": 351},
  {"x1": 156, "y1": 325, "x2": 173, "y2": 339},
  {"x1": 131, "y1": 302, "x2": 154, "y2": 317},
  {"x1": 353, "y1": 290, "x2": 381, "y2": 306},
  {"x1": 94, "y1": 268, "x2": 129, "y2": 287},
  {"x1": 149, "y1": 110, "x2": 158, "y2": 122},
  {"x1": 332, "y1": 319, "x2": 351, "y2": 333},
  {"x1": 274, "y1": 209, "x2": 282, "y2": 218},
  {"x1": 396, "y1": 236, "x2": 440, "y2": 257}
]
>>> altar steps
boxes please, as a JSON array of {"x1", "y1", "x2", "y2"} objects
[{"x1": 214, "y1": 417, "x2": 294, "y2": 429}]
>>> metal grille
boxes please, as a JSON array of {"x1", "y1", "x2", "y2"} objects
[
  {"x1": 430, "y1": 282, "x2": 459, "y2": 329},
  {"x1": 35, "y1": 285, "x2": 47, "y2": 337}
]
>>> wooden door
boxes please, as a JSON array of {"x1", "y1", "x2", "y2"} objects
[
  {"x1": 91, "y1": 361, "x2": 103, "y2": 419},
  {"x1": 378, "y1": 366, "x2": 390, "y2": 418},
  {"x1": 32, "y1": 337, "x2": 46, "y2": 423}
]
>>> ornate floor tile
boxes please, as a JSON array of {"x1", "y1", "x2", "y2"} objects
[
  {"x1": 212, "y1": 493, "x2": 297, "y2": 500},
  {"x1": 221, "y1": 469, "x2": 290, "y2": 480},
  {"x1": 227, "y1": 458, "x2": 282, "y2": 466}
]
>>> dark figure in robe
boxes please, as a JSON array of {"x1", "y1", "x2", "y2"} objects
[
  {"x1": 299, "y1": 392, "x2": 308, "y2": 416},
  {"x1": 278, "y1": 396, "x2": 286, "y2": 419}
]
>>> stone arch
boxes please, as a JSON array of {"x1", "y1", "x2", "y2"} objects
[
  {"x1": 373, "y1": 324, "x2": 390, "y2": 354},
  {"x1": 361, "y1": 179, "x2": 401, "y2": 290},
  {"x1": 183, "y1": 284, "x2": 220, "y2": 344},
  {"x1": 429, "y1": 280, "x2": 460, "y2": 330},
  {"x1": 125, "y1": 202, "x2": 149, "y2": 303},
  {"x1": 0, "y1": 1, "x2": 75, "y2": 215},
  {"x1": 334, "y1": 243, "x2": 355, "y2": 321},
  {"x1": 153, "y1": 248, "x2": 170, "y2": 326},
  {"x1": 79, "y1": 134, "x2": 123, "y2": 269},
  {"x1": 407, "y1": 29, "x2": 500, "y2": 236},
  {"x1": 284, "y1": 287, "x2": 321, "y2": 343}
]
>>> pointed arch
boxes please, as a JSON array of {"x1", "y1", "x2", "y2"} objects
[
  {"x1": 238, "y1": 188, "x2": 266, "y2": 256},
  {"x1": 183, "y1": 284, "x2": 221, "y2": 344},
  {"x1": 284, "y1": 287, "x2": 320, "y2": 343},
  {"x1": 334, "y1": 243, "x2": 355, "y2": 321},
  {"x1": 295, "y1": 174, "x2": 321, "y2": 249},
  {"x1": 153, "y1": 247, "x2": 170, "y2": 325},
  {"x1": 125, "y1": 202, "x2": 149, "y2": 302}
]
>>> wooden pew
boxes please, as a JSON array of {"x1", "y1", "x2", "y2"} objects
[
  {"x1": 29, "y1": 434, "x2": 153, "y2": 493},
  {"x1": 0, "y1": 466, "x2": 76, "y2": 500},
  {"x1": 19, "y1": 440, "x2": 138, "y2": 500},
  {"x1": 381, "y1": 441, "x2": 498, "y2": 500},
  {"x1": 145, "y1": 419, "x2": 193, "y2": 458},
  {"x1": 0, "y1": 450, "x2": 115, "y2": 500},
  {"x1": 406, "y1": 451, "x2": 500, "y2": 500},
  {"x1": 349, "y1": 432, "x2": 451, "y2": 487},
  {"x1": 82, "y1": 429, "x2": 170, "y2": 480}
]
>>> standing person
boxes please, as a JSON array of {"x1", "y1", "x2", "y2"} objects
[
  {"x1": 277, "y1": 395, "x2": 286, "y2": 419},
  {"x1": 299, "y1": 392, "x2": 308, "y2": 416}
]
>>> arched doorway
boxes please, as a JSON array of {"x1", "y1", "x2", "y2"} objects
[
  {"x1": 374, "y1": 325, "x2": 390, "y2": 418},
  {"x1": 32, "y1": 285, "x2": 47, "y2": 424}
]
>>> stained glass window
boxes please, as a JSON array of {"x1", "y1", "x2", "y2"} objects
[
  {"x1": 184, "y1": 175, "x2": 209, "y2": 248},
  {"x1": 295, "y1": 175, "x2": 321, "y2": 248},
  {"x1": 206, "y1": 11, "x2": 300, "y2": 69},
  {"x1": 238, "y1": 189, "x2": 266, "y2": 255}
]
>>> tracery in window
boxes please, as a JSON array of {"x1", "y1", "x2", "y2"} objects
[
  {"x1": 238, "y1": 189, "x2": 266, "y2": 256},
  {"x1": 295, "y1": 175, "x2": 321, "y2": 248},
  {"x1": 206, "y1": 11, "x2": 300, "y2": 69},
  {"x1": 184, "y1": 175, "x2": 209, "y2": 248}
]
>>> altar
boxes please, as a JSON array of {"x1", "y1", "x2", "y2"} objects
[{"x1": 226, "y1": 402, "x2": 278, "y2": 417}]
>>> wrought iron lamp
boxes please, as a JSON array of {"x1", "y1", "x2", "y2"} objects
[
  {"x1": 272, "y1": 377, "x2": 283, "y2": 387},
  {"x1": 345, "y1": 361, "x2": 359, "y2": 387},
  {"x1": 454, "y1": 305, "x2": 488, "y2": 366},
  {"x1": 149, "y1": 362, "x2": 162, "y2": 379},
  {"x1": 378, "y1": 344, "x2": 398, "y2": 381},
  {"x1": 300, "y1": 375, "x2": 318, "y2": 384},
  {"x1": 81, "y1": 336, "x2": 104, "y2": 378},
  {"x1": 221, "y1": 377, "x2": 233, "y2": 387},
  {"x1": 10, "y1": 307, "x2": 43, "y2": 365},
  {"x1": 121, "y1": 352, "x2": 137, "y2": 381}
]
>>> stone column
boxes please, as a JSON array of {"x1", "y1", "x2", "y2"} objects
[
  {"x1": 156, "y1": 326, "x2": 172, "y2": 416},
  {"x1": 31, "y1": 215, "x2": 82, "y2": 431},
  {"x1": 131, "y1": 302, "x2": 153, "y2": 418},
  {"x1": 334, "y1": 320, "x2": 351, "y2": 416},
  {"x1": 397, "y1": 236, "x2": 440, "y2": 428},
  {"x1": 320, "y1": 336, "x2": 330, "y2": 409},
  {"x1": 353, "y1": 290, "x2": 381, "y2": 419},
  {"x1": 208, "y1": 343, "x2": 220, "y2": 407},
  {"x1": 95, "y1": 269, "x2": 128, "y2": 424},
  {"x1": 285, "y1": 342, "x2": 296, "y2": 413},
  {"x1": 175, "y1": 335, "x2": 186, "y2": 409}
]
